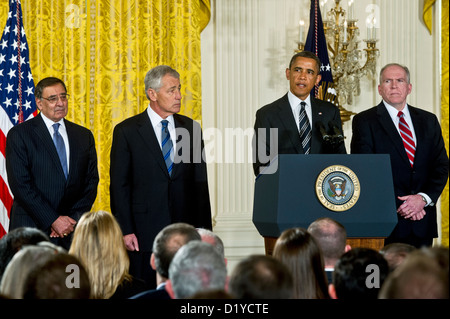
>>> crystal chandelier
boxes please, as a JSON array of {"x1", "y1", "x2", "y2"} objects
[
  {"x1": 297, "y1": 0, "x2": 379, "y2": 122},
  {"x1": 324, "y1": 0, "x2": 379, "y2": 121}
]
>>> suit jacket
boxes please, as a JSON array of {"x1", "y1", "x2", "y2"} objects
[
  {"x1": 5, "y1": 113, "x2": 99, "y2": 244},
  {"x1": 253, "y1": 93, "x2": 347, "y2": 175},
  {"x1": 129, "y1": 282, "x2": 171, "y2": 300},
  {"x1": 351, "y1": 102, "x2": 449, "y2": 239},
  {"x1": 110, "y1": 110, "x2": 212, "y2": 252}
]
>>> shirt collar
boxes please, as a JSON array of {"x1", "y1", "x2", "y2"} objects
[
  {"x1": 382, "y1": 100, "x2": 411, "y2": 122},
  {"x1": 146, "y1": 104, "x2": 175, "y2": 128},
  {"x1": 288, "y1": 91, "x2": 312, "y2": 109},
  {"x1": 40, "y1": 113, "x2": 66, "y2": 131}
]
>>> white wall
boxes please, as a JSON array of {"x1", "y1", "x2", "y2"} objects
[{"x1": 201, "y1": 0, "x2": 440, "y2": 274}]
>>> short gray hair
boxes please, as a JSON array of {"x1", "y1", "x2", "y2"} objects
[
  {"x1": 379, "y1": 63, "x2": 410, "y2": 84},
  {"x1": 169, "y1": 241, "x2": 227, "y2": 299},
  {"x1": 144, "y1": 65, "x2": 180, "y2": 97}
]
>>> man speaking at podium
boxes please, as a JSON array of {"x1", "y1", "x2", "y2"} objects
[{"x1": 253, "y1": 51, "x2": 346, "y2": 176}]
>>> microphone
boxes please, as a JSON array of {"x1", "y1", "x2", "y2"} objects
[
  {"x1": 329, "y1": 121, "x2": 344, "y2": 143},
  {"x1": 315, "y1": 121, "x2": 331, "y2": 143}
]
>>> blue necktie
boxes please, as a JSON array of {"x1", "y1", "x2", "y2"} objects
[
  {"x1": 299, "y1": 101, "x2": 311, "y2": 154},
  {"x1": 52, "y1": 123, "x2": 68, "y2": 179},
  {"x1": 161, "y1": 120, "x2": 173, "y2": 176}
]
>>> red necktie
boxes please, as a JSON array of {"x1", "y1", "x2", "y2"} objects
[{"x1": 397, "y1": 111, "x2": 415, "y2": 167}]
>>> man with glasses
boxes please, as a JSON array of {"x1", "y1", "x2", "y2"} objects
[{"x1": 5, "y1": 77, "x2": 99, "y2": 249}]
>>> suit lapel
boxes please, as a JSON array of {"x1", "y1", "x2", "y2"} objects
[
  {"x1": 376, "y1": 103, "x2": 411, "y2": 167},
  {"x1": 171, "y1": 114, "x2": 190, "y2": 178},
  {"x1": 137, "y1": 111, "x2": 170, "y2": 177},
  {"x1": 276, "y1": 95, "x2": 303, "y2": 154},
  {"x1": 33, "y1": 114, "x2": 67, "y2": 180},
  {"x1": 310, "y1": 98, "x2": 326, "y2": 154},
  {"x1": 65, "y1": 120, "x2": 76, "y2": 182}
]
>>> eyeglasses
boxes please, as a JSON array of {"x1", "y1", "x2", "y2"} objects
[{"x1": 41, "y1": 94, "x2": 70, "y2": 104}]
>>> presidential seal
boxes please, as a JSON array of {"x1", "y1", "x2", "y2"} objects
[{"x1": 315, "y1": 165, "x2": 360, "y2": 212}]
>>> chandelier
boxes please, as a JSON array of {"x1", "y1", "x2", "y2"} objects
[{"x1": 297, "y1": 0, "x2": 379, "y2": 122}]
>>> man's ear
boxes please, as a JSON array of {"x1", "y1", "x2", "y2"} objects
[
  {"x1": 147, "y1": 88, "x2": 157, "y2": 102},
  {"x1": 150, "y1": 253, "x2": 156, "y2": 270}
]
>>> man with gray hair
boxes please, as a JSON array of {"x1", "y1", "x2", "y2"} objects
[
  {"x1": 110, "y1": 65, "x2": 212, "y2": 289},
  {"x1": 351, "y1": 63, "x2": 448, "y2": 248},
  {"x1": 166, "y1": 241, "x2": 227, "y2": 299}
]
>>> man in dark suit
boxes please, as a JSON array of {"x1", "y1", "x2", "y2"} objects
[
  {"x1": 110, "y1": 65, "x2": 212, "y2": 289},
  {"x1": 5, "y1": 77, "x2": 99, "y2": 250},
  {"x1": 129, "y1": 222, "x2": 201, "y2": 299},
  {"x1": 351, "y1": 63, "x2": 448, "y2": 248},
  {"x1": 253, "y1": 51, "x2": 346, "y2": 176}
]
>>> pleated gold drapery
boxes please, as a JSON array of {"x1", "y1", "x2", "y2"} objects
[
  {"x1": 439, "y1": 0, "x2": 449, "y2": 247},
  {"x1": 3, "y1": 0, "x2": 210, "y2": 212}
]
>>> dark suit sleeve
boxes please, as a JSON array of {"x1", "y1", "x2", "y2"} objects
[
  {"x1": 110, "y1": 123, "x2": 135, "y2": 235},
  {"x1": 5, "y1": 127, "x2": 59, "y2": 230},
  {"x1": 253, "y1": 109, "x2": 277, "y2": 176},
  {"x1": 350, "y1": 112, "x2": 374, "y2": 154},
  {"x1": 416, "y1": 115, "x2": 449, "y2": 203},
  {"x1": 192, "y1": 121, "x2": 212, "y2": 230},
  {"x1": 67, "y1": 129, "x2": 99, "y2": 216}
]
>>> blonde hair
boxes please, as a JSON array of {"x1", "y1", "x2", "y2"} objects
[{"x1": 69, "y1": 211, "x2": 131, "y2": 299}]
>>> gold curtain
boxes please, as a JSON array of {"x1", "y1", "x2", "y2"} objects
[
  {"x1": 5, "y1": 0, "x2": 210, "y2": 212},
  {"x1": 440, "y1": 0, "x2": 449, "y2": 247},
  {"x1": 423, "y1": 0, "x2": 436, "y2": 34}
]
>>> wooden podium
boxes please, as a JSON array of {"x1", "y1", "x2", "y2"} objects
[
  {"x1": 263, "y1": 237, "x2": 386, "y2": 256},
  {"x1": 253, "y1": 154, "x2": 398, "y2": 255}
]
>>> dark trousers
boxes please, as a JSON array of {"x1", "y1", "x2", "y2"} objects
[
  {"x1": 128, "y1": 250, "x2": 156, "y2": 290},
  {"x1": 384, "y1": 233, "x2": 433, "y2": 249}
]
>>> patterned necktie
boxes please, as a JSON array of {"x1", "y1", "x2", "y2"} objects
[
  {"x1": 52, "y1": 123, "x2": 68, "y2": 179},
  {"x1": 161, "y1": 120, "x2": 174, "y2": 176},
  {"x1": 397, "y1": 111, "x2": 415, "y2": 167},
  {"x1": 299, "y1": 101, "x2": 312, "y2": 154}
]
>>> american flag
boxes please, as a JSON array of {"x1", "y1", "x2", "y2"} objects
[
  {"x1": 304, "y1": 0, "x2": 337, "y2": 105},
  {"x1": 0, "y1": 0, "x2": 37, "y2": 238}
]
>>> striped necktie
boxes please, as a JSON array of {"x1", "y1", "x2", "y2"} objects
[
  {"x1": 397, "y1": 111, "x2": 415, "y2": 167},
  {"x1": 52, "y1": 123, "x2": 68, "y2": 179},
  {"x1": 299, "y1": 101, "x2": 311, "y2": 154},
  {"x1": 161, "y1": 120, "x2": 174, "y2": 176}
]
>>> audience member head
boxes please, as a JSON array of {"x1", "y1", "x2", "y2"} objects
[
  {"x1": 69, "y1": 210, "x2": 131, "y2": 299},
  {"x1": 0, "y1": 242, "x2": 65, "y2": 298},
  {"x1": 273, "y1": 227, "x2": 329, "y2": 299},
  {"x1": 151, "y1": 223, "x2": 201, "y2": 283},
  {"x1": 379, "y1": 246, "x2": 449, "y2": 299},
  {"x1": 228, "y1": 254, "x2": 294, "y2": 299},
  {"x1": 0, "y1": 227, "x2": 49, "y2": 282},
  {"x1": 379, "y1": 242, "x2": 416, "y2": 272},
  {"x1": 23, "y1": 252, "x2": 90, "y2": 299},
  {"x1": 329, "y1": 247, "x2": 389, "y2": 299},
  {"x1": 167, "y1": 241, "x2": 227, "y2": 299},
  {"x1": 196, "y1": 228, "x2": 226, "y2": 264},
  {"x1": 307, "y1": 217, "x2": 351, "y2": 268}
]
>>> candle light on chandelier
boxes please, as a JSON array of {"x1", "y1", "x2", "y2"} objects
[
  {"x1": 299, "y1": 20, "x2": 305, "y2": 43},
  {"x1": 366, "y1": 17, "x2": 377, "y2": 41},
  {"x1": 296, "y1": 0, "x2": 379, "y2": 122}
]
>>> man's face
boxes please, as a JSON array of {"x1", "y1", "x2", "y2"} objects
[
  {"x1": 378, "y1": 65, "x2": 412, "y2": 110},
  {"x1": 148, "y1": 74, "x2": 182, "y2": 118},
  {"x1": 286, "y1": 56, "x2": 322, "y2": 100},
  {"x1": 36, "y1": 83, "x2": 68, "y2": 122}
]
